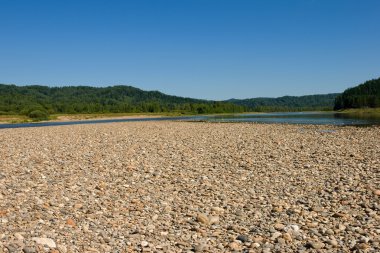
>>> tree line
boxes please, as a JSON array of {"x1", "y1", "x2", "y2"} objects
[
  {"x1": 0, "y1": 84, "x2": 245, "y2": 116},
  {"x1": 334, "y1": 78, "x2": 380, "y2": 110},
  {"x1": 228, "y1": 93, "x2": 338, "y2": 112},
  {"x1": 2, "y1": 82, "x2": 363, "y2": 118}
]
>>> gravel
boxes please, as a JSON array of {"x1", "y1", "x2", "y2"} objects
[{"x1": 0, "y1": 121, "x2": 379, "y2": 252}]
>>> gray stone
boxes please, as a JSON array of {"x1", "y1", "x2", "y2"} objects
[
  {"x1": 22, "y1": 247, "x2": 36, "y2": 253},
  {"x1": 236, "y1": 235, "x2": 249, "y2": 243}
]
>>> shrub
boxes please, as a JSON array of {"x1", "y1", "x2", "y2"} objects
[{"x1": 28, "y1": 110, "x2": 49, "y2": 120}]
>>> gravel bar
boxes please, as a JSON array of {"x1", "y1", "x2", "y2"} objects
[{"x1": 0, "y1": 122, "x2": 379, "y2": 252}]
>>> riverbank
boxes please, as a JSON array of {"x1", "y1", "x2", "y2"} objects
[
  {"x1": 0, "y1": 122, "x2": 379, "y2": 252},
  {"x1": 0, "y1": 113, "x2": 175, "y2": 124},
  {"x1": 2, "y1": 111, "x2": 380, "y2": 129},
  {"x1": 336, "y1": 108, "x2": 380, "y2": 115},
  {"x1": 0, "y1": 111, "x2": 339, "y2": 125},
  {"x1": 0, "y1": 112, "x2": 253, "y2": 125}
]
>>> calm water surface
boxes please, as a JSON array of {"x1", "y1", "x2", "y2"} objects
[
  {"x1": 1, "y1": 112, "x2": 380, "y2": 129},
  {"x1": 206, "y1": 112, "x2": 380, "y2": 126}
]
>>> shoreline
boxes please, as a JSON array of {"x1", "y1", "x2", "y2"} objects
[
  {"x1": 335, "y1": 108, "x2": 380, "y2": 114},
  {"x1": 0, "y1": 113, "x2": 169, "y2": 124},
  {"x1": 3, "y1": 108, "x2": 379, "y2": 123},
  {"x1": 1, "y1": 111, "x2": 380, "y2": 129}
]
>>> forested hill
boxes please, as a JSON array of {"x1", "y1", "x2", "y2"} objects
[
  {"x1": 0, "y1": 84, "x2": 245, "y2": 115},
  {"x1": 0, "y1": 84, "x2": 342, "y2": 117},
  {"x1": 227, "y1": 93, "x2": 339, "y2": 112},
  {"x1": 334, "y1": 78, "x2": 380, "y2": 110}
]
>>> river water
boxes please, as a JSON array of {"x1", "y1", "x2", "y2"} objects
[
  {"x1": 206, "y1": 112, "x2": 380, "y2": 126},
  {"x1": 0, "y1": 112, "x2": 379, "y2": 129}
]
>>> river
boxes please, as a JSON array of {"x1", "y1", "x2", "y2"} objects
[{"x1": 1, "y1": 112, "x2": 379, "y2": 129}]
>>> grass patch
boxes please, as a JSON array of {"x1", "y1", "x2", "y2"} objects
[{"x1": 0, "y1": 115, "x2": 29, "y2": 124}]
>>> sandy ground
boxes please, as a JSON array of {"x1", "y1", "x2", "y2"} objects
[
  {"x1": 53, "y1": 114, "x2": 164, "y2": 122},
  {"x1": 0, "y1": 121, "x2": 379, "y2": 252}
]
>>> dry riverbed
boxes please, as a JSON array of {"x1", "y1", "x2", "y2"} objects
[{"x1": 0, "y1": 122, "x2": 379, "y2": 253}]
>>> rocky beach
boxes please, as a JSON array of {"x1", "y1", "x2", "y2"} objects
[{"x1": 0, "y1": 121, "x2": 379, "y2": 253}]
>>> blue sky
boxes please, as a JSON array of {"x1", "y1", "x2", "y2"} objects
[{"x1": 1, "y1": 0, "x2": 379, "y2": 100}]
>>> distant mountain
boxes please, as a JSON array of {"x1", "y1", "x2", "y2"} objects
[
  {"x1": 334, "y1": 78, "x2": 380, "y2": 110},
  {"x1": 0, "y1": 84, "x2": 245, "y2": 115},
  {"x1": 227, "y1": 93, "x2": 339, "y2": 112}
]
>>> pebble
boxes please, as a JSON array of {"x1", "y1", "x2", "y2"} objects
[
  {"x1": 327, "y1": 239, "x2": 338, "y2": 247},
  {"x1": 251, "y1": 242, "x2": 260, "y2": 248},
  {"x1": 32, "y1": 237, "x2": 56, "y2": 248},
  {"x1": 274, "y1": 223, "x2": 285, "y2": 231},
  {"x1": 306, "y1": 222, "x2": 318, "y2": 228},
  {"x1": 285, "y1": 225, "x2": 300, "y2": 233},
  {"x1": 209, "y1": 215, "x2": 220, "y2": 225},
  {"x1": 6, "y1": 244, "x2": 18, "y2": 253},
  {"x1": 196, "y1": 213, "x2": 209, "y2": 225},
  {"x1": 236, "y1": 235, "x2": 249, "y2": 243},
  {"x1": 307, "y1": 241, "x2": 325, "y2": 249},
  {"x1": 193, "y1": 243, "x2": 206, "y2": 252},
  {"x1": 355, "y1": 243, "x2": 370, "y2": 250},
  {"x1": 338, "y1": 224, "x2": 346, "y2": 231},
  {"x1": 66, "y1": 218, "x2": 76, "y2": 227},
  {"x1": 0, "y1": 122, "x2": 378, "y2": 252},
  {"x1": 282, "y1": 233, "x2": 292, "y2": 242},
  {"x1": 14, "y1": 233, "x2": 24, "y2": 241},
  {"x1": 22, "y1": 247, "x2": 36, "y2": 253},
  {"x1": 271, "y1": 232, "x2": 282, "y2": 240},
  {"x1": 211, "y1": 207, "x2": 224, "y2": 213},
  {"x1": 228, "y1": 241, "x2": 241, "y2": 251}
]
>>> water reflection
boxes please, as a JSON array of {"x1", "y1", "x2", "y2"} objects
[{"x1": 207, "y1": 112, "x2": 380, "y2": 126}]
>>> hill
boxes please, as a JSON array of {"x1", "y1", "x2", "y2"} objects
[
  {"x1": 0, "y1": 84, "x2": 245, "y2": 116},
  {"x1": 334, "y1": 78, "x2": 380, "y2": 110},
  {"x1": 0, "y1": 84, "x2": 343, "y2": 118},
  {"x1": 227, "y1": 93, "x2": 339, "y2": 112}
]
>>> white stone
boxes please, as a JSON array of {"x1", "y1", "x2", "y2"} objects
[
  {"x1": 285, "y1": 224, "x2": 300, "y2": 233},
  {"x1": 14, "y1": 233, "x2": 24, "y2": 240},
  {"x1": 141, "y1": 241, "x2": 149, "y2": 247},
  {"x1": 271, "y1": 232, "x2": 282, "y2": 240},
  {"x1": 32, "y1": 237, "x2": 56, "y2": 248}
]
